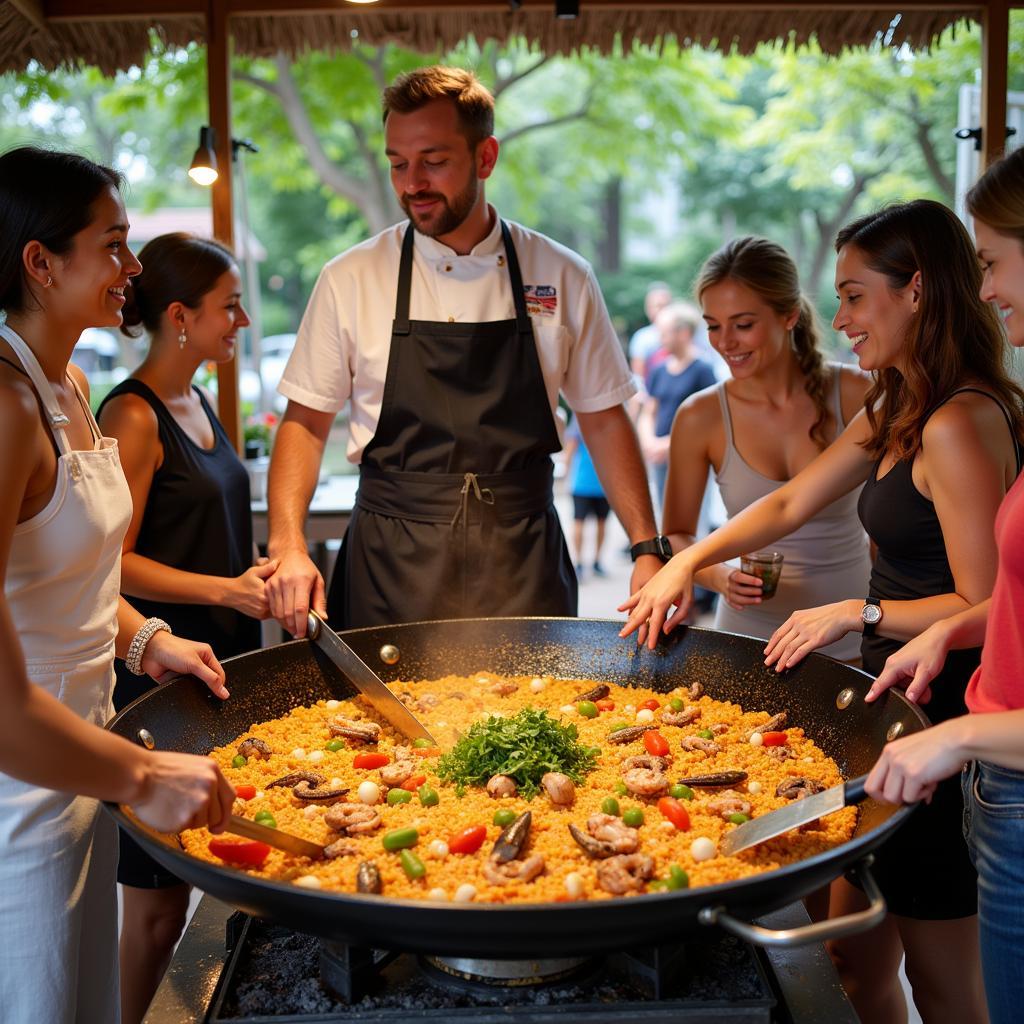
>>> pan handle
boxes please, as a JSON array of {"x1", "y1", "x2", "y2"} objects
[{"x1": 697, "y1": 857, "x2": 885, "y2": 948}]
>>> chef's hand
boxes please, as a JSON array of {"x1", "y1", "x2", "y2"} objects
[
  {"x1": 265, "y1": 549, "x2": 326, "y2": 639},
  {"x1": 131, "y1": 751, "x2": 235, "y2": 833},
  {"x1": 619, "y1": 552, "x2": 696, "y2": 650},
  {"x1": 865, "y1": 718, "x2": 968, "y2": 805},
  {"x1": 865, "y1": 621, "x2": 948, "y2": 705},
  {"x1": 763, "y1": 600, "x2": 859, "y2": 672},
  {"x1": 142, "y1": 630, "x2": 229, "y2": 699},
  {"x1": 226, "y1": 558, "x2": 280, "y2": 619},
  {"x1": 709, "y1": 563, "x2": 764, "y2": 611}
]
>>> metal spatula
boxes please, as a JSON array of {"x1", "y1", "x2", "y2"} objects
[
  {"x1": 225, "y1": 814, "x2": 327, "y2": 859},
  {"x1": 306, "y1": 611, "x2": 436, "y2": 745},
  {"x1": 719, "y1": 775, "x2": 870, "y2": 856}
]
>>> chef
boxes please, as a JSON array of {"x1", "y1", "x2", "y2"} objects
[{"x1": 266, "y1": 66, "x2": 666, "y2": 636}]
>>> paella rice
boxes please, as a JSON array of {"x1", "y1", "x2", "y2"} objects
[{"x1": 180, "y1": 673, "x2": 858, "y2": 903}]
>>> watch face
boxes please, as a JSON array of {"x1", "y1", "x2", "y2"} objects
[{"x1": 862, "y1": 604, "x2": 882, "y2": 625}]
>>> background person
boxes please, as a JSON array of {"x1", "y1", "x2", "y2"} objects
[
  {"x1": 0, "y1": 145, "x2": 233, "y2": 1024},
  {"x1": 662, "y1": 237, "x2": 871, "y2": 663},
  {"x1": 562, "y1": 414, "x2": 610, "y2": 580},
  {"x1": 637, "y1": 300, "x2": 717, "y2": 504},
  {"x1": 627, "y1": 280, "x2": 673, "y2": 379},
  {"x1": 864, "y1": 146, "x2": 1024, "y2": 1024},
  {"x1": 267, "y1": 66, "x2": 663, "y2": 638},
  {"x1": 621, "y1": 199, "x2": 1024, "y2": 1024},
  {"x1": 97, "y1": 232, "x2": 272, "y2": 1024}
]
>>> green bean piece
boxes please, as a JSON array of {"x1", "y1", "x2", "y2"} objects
[
  {"x1": 418, "y1": 785, "x2": 439, "y2": 807},
  {"x1": 231, "y1": 755, "x2": 247, "y2": 769},
  {"x1": 728, "y1": 812, "x2": 750, "y2": 824},
  {"x1": 670, "y1": 783, "x2": 695, "y2": 800},
  {"x1": 600, "y1": 796, "x2": 620, "y2": 816},
  {"x1": 325, "y1": 739, "x2": 345, "y2": 752},
  {"x1": 622, "y1": 807, "x2": 645, "y2": 828},
  {"x1": 399, "y1": 849, "x2": 426, "y2": 880},
  {"x1": 577, "y1": 701, "x2": 599, "y2": 719},
  {"x1": 386, "y1": 788, "x2": 413, "y2": 806},
  {"x1": 412, "y1": 738, "x2": 432, "y2": 748},
  {"x1": 668, "y1": 865, "x2": 690, "y2": 889},
  {"x1": 382, "y1": 827, "x2": 419, "y2": 851}
]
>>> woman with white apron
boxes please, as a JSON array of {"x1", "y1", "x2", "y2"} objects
[{"x1": 0, "y1": 146, "x2": 236, "y2": 1023}]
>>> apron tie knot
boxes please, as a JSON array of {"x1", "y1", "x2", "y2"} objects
[{"x1": 451, "y1": 472, "x2": 495, "y2": 529}]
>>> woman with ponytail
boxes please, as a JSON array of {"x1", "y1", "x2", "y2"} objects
[
  {"x1": 661, "y1": 236, "x2": 871, "y2": 660},
  {"x1": 97, "y1": 232, "x2": 272, "y2": 1023},
  {"x1": 623, "y1": 199, "x2": 1024, "y2": 1023}
]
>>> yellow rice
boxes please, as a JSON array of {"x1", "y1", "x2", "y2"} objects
[{"x1": 180, "y1": 673, "x2": 857, "y2": 903}]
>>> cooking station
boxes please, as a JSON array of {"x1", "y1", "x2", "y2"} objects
[
  {"x1": 109, "y1": 618, "x2": 928, "y2": 1024},
  {"x1": 147, "y1": 895, "x2": 857, "y2": 1023}
]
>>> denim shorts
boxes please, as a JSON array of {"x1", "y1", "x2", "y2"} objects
[{"x1": 962, "y1": 760, "x2": 1024, "y2": 1023}]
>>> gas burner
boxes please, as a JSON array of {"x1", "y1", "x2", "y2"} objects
[{"x1": 420, "y1": 953, "x2": 595, "y2": 993}]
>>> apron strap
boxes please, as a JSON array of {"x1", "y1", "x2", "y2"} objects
[
  {"x1": 393, "y1": 220, "x2": 533, "y2": 338},
  {"x1": 393, "y1": 225, "x2": 416, "y2": 337},
  {"x1": 0, "y1": 322, "x2": 74, "y2": 455},
  {"x1": 499, "y1": 220, "x2": 533, "y2": 337}
]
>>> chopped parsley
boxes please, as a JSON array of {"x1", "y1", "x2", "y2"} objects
[{"x1": 437, "y1": 707, "x2": 596, "y2": 799}]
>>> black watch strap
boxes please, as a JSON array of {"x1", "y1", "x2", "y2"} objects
[{"x1": 630, "y1": 535, "x2": 673, "y2": 563}]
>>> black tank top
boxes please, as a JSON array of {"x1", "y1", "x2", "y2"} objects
[
  {"x1": 98, "y1": 379, "x2": 261, "y2": 707},
  {"x1": 858, "y1": 387, "x2": 1021, "y2": 720}
]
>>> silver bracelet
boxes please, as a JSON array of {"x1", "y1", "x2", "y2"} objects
[{"x1": 125, "y1": 617, "x2": 172, "y2": 676}]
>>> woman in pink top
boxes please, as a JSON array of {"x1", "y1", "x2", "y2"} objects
[{"x1": 865, "y1": 146, "x2": 1024, "y2": 1024}]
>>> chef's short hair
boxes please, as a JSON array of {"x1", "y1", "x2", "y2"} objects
[{"x1": 383, "y1": 66, "x2": 495, "y2": 148}]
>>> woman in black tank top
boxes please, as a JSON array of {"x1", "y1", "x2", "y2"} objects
[
  {"x1": 96, "y1": 233, "x2": 271, "y2": 1024},
  {"x1": 623, "y1": 201, "x2": 1024, "y2": 1024}
]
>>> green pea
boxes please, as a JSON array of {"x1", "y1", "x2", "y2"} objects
[
  {"x1": 399, "y1": 848, "x2": 426, "y2": 880},
  {"x1": 669, "y1": 697, "x2": 685, "y2": 712},
  {"x1": 728, "y1": 812, "x2": 750, "y2": 825},
  {"x1": 670, "y1": 784, "x2": 694, "y2": 801},
  {"x1": 622, "y1": 807, "x2": 645, "y2": 828},
  {"x1": 577, "y1": 701, "x2": 599, "y2": 719},
  {"x1": 667, "y1": 865, "x2": 690, "y2": 890},
  {"x1": 493, "y1": 808, "x2": 517, "y2": 827},
  {"x1": 613, "y1": 781, "x2": 628, "y2": 797},
  {"x1": 231, "y1": 755, "x2": 247, "y2": 769},
  {"x1": 382, "y1": 827, "x2": 419, "y2": 851},
  {"x1": 325, "y1": 739, "x2": 345, "y2": 752},
  {"x1": 600, "y1": 796, "x2": 620, "y2": 816},
  {"x1": 387, "y1": 788, "x2": 413, "y2": 806},
  {"x1": 412, "y1": 738, "x2": 432, "y2": 748},
  {"x1": 697, "y1": 729, "x2": 715, "y2": 740},
  {"x1": 608, "y1": 721, "x2": 630, "y2": 735},
  {"x1": 418, "y1": 785, "x2": 439, "y2": 807},
  {"x1": 648, "y1": 879, "x2": 671, "y2": 892},
  {"x1": 253, "y1": 811, "x2": 276, "y2": 828},
  {"x1": 585, "y1": 746, "x2": 602, "y2": 759}
]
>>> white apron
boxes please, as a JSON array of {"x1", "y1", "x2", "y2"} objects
[{"x1": 0, "y1": 323, "x2": 131, "y2": 1024}]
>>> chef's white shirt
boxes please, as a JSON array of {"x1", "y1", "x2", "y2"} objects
[{"x1": 278, "y1": 209, "x2": 636, "y2": 464}]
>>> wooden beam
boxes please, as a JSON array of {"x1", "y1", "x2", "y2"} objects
[
  {"x1": 10, "y1": 0, "x2": 49, "y2": 33},
  {"x1": 980, "y1": 0, "x2": 1010, "y2": 170},
  {"x1": 205, "y1": 0, "x2": 242, "y2": 451}
]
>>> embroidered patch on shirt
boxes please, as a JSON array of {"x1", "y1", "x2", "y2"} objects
[{"x1": 524, "y1": 285, "x2": 558, "y2": 317}]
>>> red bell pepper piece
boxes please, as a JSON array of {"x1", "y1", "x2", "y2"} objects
[
  {"x1": 643, "y1": 730, "x2": 670, "y2": 757},
  {"x1": 761, "y1": 731, "x2": 788, "y2": 746},
  {"x1": 595, "y1": 698, "x2": 615, "y2": 712},
  {"x1": 353, "y1": 752, "x2": 391, "y2": 769},
  {"x1": 639, "y1": 698, "x2": 661, "y2": 711},
  {"x1": 208, "y1": 837, "x2": 271, "y2": 867},
  {"x1": 448, "y1": 824, "x2": 487, "y2": 854},
  {"x1": 405, "y1": 775, "x2": 427, "y2": 791},
  {"x1": 657, "y1": 796, "x2": 691, "y2": 831},
  {"x1": 234, "y1": 784, "x2": 257, "y2": 801}
]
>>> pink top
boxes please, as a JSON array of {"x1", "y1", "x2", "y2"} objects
[{"x1": 965, "y1": 472, "x2": 1024, "y2": 713}]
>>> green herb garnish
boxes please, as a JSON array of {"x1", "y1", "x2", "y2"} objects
[{"x1": 437, "y1": 707, "x2": 596, "y2": 798}]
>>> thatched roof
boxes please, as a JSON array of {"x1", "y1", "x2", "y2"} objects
[{"x1": 2, "y1": 2, "x2": 977, "y2": 76}]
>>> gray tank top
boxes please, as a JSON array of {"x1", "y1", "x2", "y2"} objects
[{"x1": 712, "y1": 364, "x2": 871, "y2": 661}]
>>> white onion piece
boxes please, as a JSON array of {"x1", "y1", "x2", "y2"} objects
[
  {"x1": 295, "y1": 875, "x2": 322, "y2": 889},
  {"x1": 564, "y1": 872, "x2": 584, "y2": 898},
  {"x1": 691, "y1": 837, "x2": 717, "y2": 862},
  {"x1": 636, "y1": 709, "x2": 655, "y2": 723},
  {"x1": 748, "y1": 732, "x2": 764, "y2": 747},
  {"x1": 454, "y1": 883, "x2": 477, "y2": 902},
  {"x1": 357, "y1": 780, "x2": 381, "y2": 805}
]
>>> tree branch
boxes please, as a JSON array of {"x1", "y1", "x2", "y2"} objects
[
  {"x1": 499, "y1": 88, "x2": 593, "y2": 146},
  {"x1": 493, "y1": 54, "x2": 551, "y2": 101}
]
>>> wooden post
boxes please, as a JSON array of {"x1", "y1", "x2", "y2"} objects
[
  {"x1": 206, "y1": 0, "x2": 241, "y2": 450},
  {"x1": 980, "y1": 0, "x2": 1010, "y2": 171}
]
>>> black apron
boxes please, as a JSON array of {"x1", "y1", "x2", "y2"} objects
[{"x1": 326, "y1": 220, "x2": 578, "y2": 628}]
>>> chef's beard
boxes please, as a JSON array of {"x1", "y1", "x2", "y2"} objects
[{"x1": 401, "y1": 173, "x2": 478, "y2": 238}]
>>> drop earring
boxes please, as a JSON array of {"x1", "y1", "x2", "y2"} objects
[
  {"x1": 178, "y1": 327, "x2": 187, "y2": 350},
  {"x1": 44, "y1": 276, "x2": 52, "y2": 288}
]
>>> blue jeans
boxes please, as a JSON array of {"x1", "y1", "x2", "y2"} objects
[{"x1": 963, "y1": 760, "x2": 1024, "y2": 1023}]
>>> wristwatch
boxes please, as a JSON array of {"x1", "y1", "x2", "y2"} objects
[
  {"x1": 630, "y1": 535, "x2": 673, "y2": 563},
  {"x1": 860, "y1": 596, "x2": 882, "y2": 637}
]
